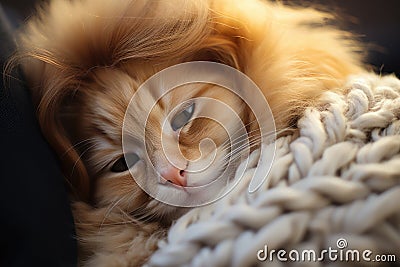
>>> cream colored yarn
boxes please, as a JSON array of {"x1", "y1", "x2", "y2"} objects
[{"x1": 148, "y1": 74, "x2": 400, "y2": 267}]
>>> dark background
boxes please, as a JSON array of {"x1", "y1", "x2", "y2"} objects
[
  {"x1": 0, "y1": 1, "x2": 77, "y2": 266},
  {"x1": 1, "y1": 0, "x2": 400, "y2": 76}
]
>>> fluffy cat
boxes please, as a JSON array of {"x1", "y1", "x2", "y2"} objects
[{"x1": 11, "y1": 0, "x2": 365, "y2": 265}]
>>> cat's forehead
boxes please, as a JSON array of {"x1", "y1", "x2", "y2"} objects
[{"x1": 83, "y1": 67, "x2": 241, "y2": 143}]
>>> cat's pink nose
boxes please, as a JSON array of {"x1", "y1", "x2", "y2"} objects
[{"x1": 160, "y1": 167, "x2": 187, "y2": 187}]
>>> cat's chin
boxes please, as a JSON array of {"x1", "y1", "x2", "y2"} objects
[
  {"x1": 144, "y1": 199, "x2": 189, "y2": 224},
  {"x1": 142, "y1": 183, "x2": 223, "y2": 224}
]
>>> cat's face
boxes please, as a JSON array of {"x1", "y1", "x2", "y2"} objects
[{"x1": 74, "y1": 67, "x2": 247, "y2": 221}]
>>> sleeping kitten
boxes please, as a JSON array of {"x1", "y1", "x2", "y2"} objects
[{"x1": 12, "y1": 0, "x2": 365, "y2": 265}]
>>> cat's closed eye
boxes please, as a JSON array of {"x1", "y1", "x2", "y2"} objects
[
  {"x1": 171, "y1": 103, "x2": 195, "y2": 131},
  {"x1": 111, "y1": 153, "x2": 140, "y2": 173}
]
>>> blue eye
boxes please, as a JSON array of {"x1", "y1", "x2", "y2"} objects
[
  {"x1": 111, "y1": 153, "x2": 140, "y2": 172},
  {"x1": 171, "y1": 103, "x2": 195, "y2": 131}
]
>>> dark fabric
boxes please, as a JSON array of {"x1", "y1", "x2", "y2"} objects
[{"x1": 0, "y1": 5, "x2": 77, "y2": 267}]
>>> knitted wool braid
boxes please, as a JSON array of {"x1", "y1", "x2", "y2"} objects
[{"x1": 148, "y1": 74, "x2": 400, "y2": 267}]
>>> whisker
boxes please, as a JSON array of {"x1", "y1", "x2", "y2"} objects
[
  {"x1": 222, "y1": 125, "x2": 294, "y2": 152},
  {"x1": 220, "y1": 126, "x2": 293, "y2": 164},
  {"x1": 220, "y1": 130, "x2": 277, "y2": 161},
  {"x1": 99, "y1": 196, "x2": 129, "y2": 231},
  {"x1": 219, "y1": 125, "x2": 286, "y2": 153},
  {"x1": 219, "y1": 119, "x2": 259, "y2": 147},
  {"x1": 70, "y1": 142, "x2": 97, "y2": 178},
  {"x1": 62, "y1": 137, "x2": 97, "y2": 156}
]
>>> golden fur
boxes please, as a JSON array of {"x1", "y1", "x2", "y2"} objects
[{"x1": 11, "y1": 0, "x2": 365, "y2": 265}]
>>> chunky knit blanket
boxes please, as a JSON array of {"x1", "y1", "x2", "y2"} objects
[{"x1": 148, "y1": 74, "x2": 400, "y2": 267}]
